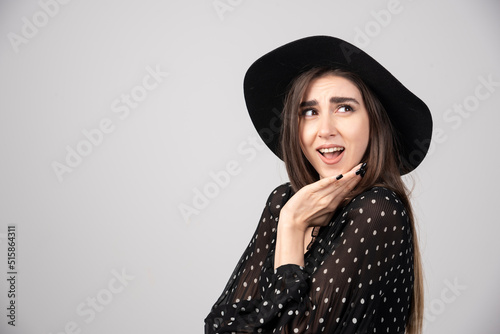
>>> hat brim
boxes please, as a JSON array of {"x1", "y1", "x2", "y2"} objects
[{"x1": 243, "y1": 35, "x2": 432, "y2": 174}]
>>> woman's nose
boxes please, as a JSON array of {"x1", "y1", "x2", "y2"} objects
[{"x1": 318, "y1": 114, "x2": 337, "y2": 138}]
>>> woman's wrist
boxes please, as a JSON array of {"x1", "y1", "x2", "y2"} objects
[
  {"x1": 274, "y1": 211, "x2": 307, "y2": 269},
  {"x1": 278, "y1": 207, "x2": 308, "y2": 233},
  {"x1": 275, "y1": 226, "x2": 305, "y2": 268}
]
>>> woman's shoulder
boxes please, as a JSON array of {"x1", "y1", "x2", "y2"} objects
[
  {"x1": 269, "y1": 182, "x2": 292, "y2": 196},
  {"x1": 265, "y1": 182, "x2": 293, "y2": 216},
  {"x1": 353, "y1": 186, "x2": 404, "y2": 204},
  {"x1": 347, "y1": 186, "x2": 408, "y2": 217},
  {"x1": 338, "y1": 186, "x2": 411, "y2": 238}
]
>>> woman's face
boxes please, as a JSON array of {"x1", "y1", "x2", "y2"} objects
[{"x1": 298, "y1": 75, "x2": 370, "y2": 179}]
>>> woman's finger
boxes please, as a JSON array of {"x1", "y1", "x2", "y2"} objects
[
  {"x1": 284, "y1": 162, "x2": 366, "y2": 227},
  {"x1": 310, "y1": 162, "x2": 364, "y2": 196}
]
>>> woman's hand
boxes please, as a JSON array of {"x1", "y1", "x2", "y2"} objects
[
  {"x1": 274, "y1": 163, "x2": 365, "y2": 269},
  {"x1": 280, "y1": 163, "x2": 365, "y2": 232}
]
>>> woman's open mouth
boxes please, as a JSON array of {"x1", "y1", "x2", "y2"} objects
[{"x1": 317, "y1": 146, "x2": 345, "y2": 164}]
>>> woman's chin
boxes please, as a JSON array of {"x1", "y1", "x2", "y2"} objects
[{"x1": 319, "y1": 169, "x2": 342, "y2": 179}]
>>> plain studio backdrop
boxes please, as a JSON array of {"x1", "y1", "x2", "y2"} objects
[{"x1": 0, "y1": 0, "x2": 499, "y2": 333}]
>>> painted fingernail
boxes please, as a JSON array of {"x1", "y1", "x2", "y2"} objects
[
  {"x1": 355, "y1": 169, "x2": 361, "y2": 175},
  {"x1": 361, "y1": 162, "x2": 367, "y2": 169},
  {"x1": 336, "y1": 174, "x2": 343, "y2": 180},
  {"x1": 360, "y1": 169, "x2": 366, "y2": 178}
]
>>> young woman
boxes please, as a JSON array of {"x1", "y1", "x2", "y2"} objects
[{"x1": 205, "y1": 36, "x2": 432, "y2": 334}]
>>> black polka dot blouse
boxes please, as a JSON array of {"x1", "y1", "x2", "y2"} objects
[{"x1": 205, "y1": 183, "x2": 414, "y2": 333}]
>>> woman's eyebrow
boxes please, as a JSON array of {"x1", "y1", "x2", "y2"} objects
[
  {"x1": 330, "y1": 96, "x2": 360, "y2": 105},
  {"x1": 299, "y1": 99, "x2": 318, "y2": 108},
  {"x1": 300, "y1": 97, "x2": 360, "y2": 108}
]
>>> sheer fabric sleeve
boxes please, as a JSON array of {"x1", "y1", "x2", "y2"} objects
[{"x1": 205, "y1": 183, "x2": 311, "y2": 333}]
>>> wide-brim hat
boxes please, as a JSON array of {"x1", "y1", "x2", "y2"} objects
[{"x1": 243, "y1": 35, "x2": 432, "y2": 174}]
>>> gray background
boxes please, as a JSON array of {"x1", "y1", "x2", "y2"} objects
[{"x1": 1, "y1": 0, "x2": 499, "y2": 333}]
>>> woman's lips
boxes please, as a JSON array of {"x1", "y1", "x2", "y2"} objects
[{"x1": 317, "y1": 149, "x2": 345, "y2": 165}]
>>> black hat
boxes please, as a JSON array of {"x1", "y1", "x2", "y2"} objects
[{"x1": 243, "y1": 35, "x2": 432, "y2": 174}]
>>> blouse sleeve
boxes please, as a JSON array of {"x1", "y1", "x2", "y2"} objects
[
  {"x1": 205, "y1": 186, "x2": 414, "y2": 334},
  {"x1": 205, "y1": 183, "x2": 311, "y2": 333}
]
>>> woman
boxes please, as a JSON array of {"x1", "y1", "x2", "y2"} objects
[{"x1": 205, "y1": 36, "x2": 432, "y2": 334}]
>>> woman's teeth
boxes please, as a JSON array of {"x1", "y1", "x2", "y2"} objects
[{"x1": 318, "y1": 147, "x2": 345, "y2": 154}]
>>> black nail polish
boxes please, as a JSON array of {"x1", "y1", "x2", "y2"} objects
[
  {"x1": 361, "y1": 162, "x2": 367, "y2": 169},
  {"x1": 336, "y1": 174, "x2": 343, "y2": 180},
  {"x1": 360, "y1": 169, "x2": 366, "y2": 178},
  {"x1": 355, "y1": 169, "x2": 361, "y2": 175}
]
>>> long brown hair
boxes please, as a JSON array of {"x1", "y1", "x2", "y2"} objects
[{"x1": 280, "y1": 67, "x2": 423, "y2": 334}]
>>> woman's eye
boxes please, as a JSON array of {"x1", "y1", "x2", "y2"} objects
[
  {"x1": 301, "y1": 109, "x2": 316, "y2": 117},
  {"x1": 337, "y1": 105, "x2": 353, "y2": 113}
]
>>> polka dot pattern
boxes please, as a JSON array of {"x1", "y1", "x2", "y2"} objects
[{"x1": 205, "y1": 183, "x2": 414, "y2": 333}]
